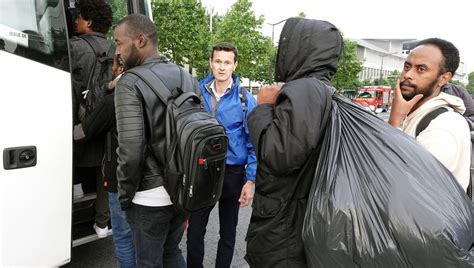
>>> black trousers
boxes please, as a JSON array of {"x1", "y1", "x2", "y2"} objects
[{"x1": 186, "y1": 165, "x2": 246, "y2": 268}]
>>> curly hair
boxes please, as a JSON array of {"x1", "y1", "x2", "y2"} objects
[
  {"x1": 416, "y1": 38, "x2": 460, "y2": 76},
  {"x1": 77, "y1": 0, "x2": 112, "y2": 34}
]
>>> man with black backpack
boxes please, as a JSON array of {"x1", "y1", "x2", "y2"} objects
[
  {"x1": 186, "y1": 42, "x2": 257, "y2": 268},
  {"x1": 389, "y1": 38, "x2": 471, "y2": 194},
  {"x1": 113, "y1": 14, "x2": 191, "y2": 267},
  {"x1": 70, "y1": 0, "x2": 114, "y2": 238}
]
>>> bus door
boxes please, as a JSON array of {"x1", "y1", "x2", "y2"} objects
[
  {"x1": 0, "y1": 0, "x2": 152, "y2": 266},
  {"x1": 0, "y1": 0, "x2": 72, "y2": 266}
]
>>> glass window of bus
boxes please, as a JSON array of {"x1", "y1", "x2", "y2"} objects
[
  {"x1": 137, "y1": 0, "x2": 153, "y2": 19},
  {"x1": 0, "y1": 0, "x2": 69, "y2": 72}
]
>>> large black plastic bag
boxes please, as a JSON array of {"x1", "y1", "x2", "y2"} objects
[{"x1": 302, "y1": 94, "x2": 473, "y2": 267}]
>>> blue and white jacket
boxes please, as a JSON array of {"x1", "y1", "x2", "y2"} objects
[{"x1": 199, "y1": 74, "x2": 257, "y2": 181}]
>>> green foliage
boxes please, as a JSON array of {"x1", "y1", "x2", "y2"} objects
[
  {"x1": 387, "y1": 69, "x2": 400, "y2": 89},
  {"x1": 467, "y1": 72, "x2": 474, "y2": 95},
  {"x1": 106, "y1": 0, "x2": 128, "y2": 41},
  {"x1": 212, "y1": 0, "x2": 275, "y2": 83},
  {"x1": 450, "y1": 79, "x2": 465, "y2": 87},
  {"x1": 332, "y1": 39, "x2": 363, "y2": 90},
  {"x1": 152, "y1": 0, "x2": 210, "y2": 75}
]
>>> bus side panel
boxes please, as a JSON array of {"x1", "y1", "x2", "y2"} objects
[{"x1": 0, "y1": 51, "x2": 72, "y2": 266}]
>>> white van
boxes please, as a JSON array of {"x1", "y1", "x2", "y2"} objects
[{"x1": 0, "y1": 0, "x2": 152, "y2": 266}]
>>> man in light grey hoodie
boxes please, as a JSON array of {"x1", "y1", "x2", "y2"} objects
[{"x1": 389, "y1": 38, "x2": 470, "y2": 191}]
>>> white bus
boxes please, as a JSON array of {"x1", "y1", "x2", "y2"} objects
[{"x1": 0, "y1": 0, "x2": 152, "y2": 266}]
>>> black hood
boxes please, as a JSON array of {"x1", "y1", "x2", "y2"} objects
[{"x1": 275, "y1": 18, "x2": 343, "y2": 83}]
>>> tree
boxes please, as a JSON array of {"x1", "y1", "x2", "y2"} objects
[
  {"x1": 467, "y1": 72, "x2": 474, "y2": 95},
  {"x1": 107, "y1": 0, "x2": 128, "y2": 41},
  {"x1": 387, "y1": 69, "x2": 400, "y2": 89},
  {"x1": 450, "y1": 79, "x2": 465, "y2": 87},
  {"x1": 332, "y1": 38, "x2": 363, "y2": 90},
  {"x1": 212, "y1": 0, "x2": 275, "y2": 83},
  {"x1": 152, "y1": 0, "x2": 210, "y2": 76}
]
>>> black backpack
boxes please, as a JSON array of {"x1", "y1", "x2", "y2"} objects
[
  {"x1": 128, "y1": 66, "x2": 228, "y2": 214},
  {"x1": 415, "y1": 107, "x2": 473, "y2": 199},
  {"x1": 78, "y1": 35, "x2": 115, "y2": 122}
]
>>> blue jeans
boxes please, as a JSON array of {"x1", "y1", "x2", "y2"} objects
[
  {"x1": 109, "y1": 192, "x2": 136, "y2": 268},
  {"x1": 126, "y1": 203, "x2": 186, "y2": 268}
]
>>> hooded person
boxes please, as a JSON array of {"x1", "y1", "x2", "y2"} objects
[{"x1": 244, "y1": 18, "x2": 343, "y2": 267}]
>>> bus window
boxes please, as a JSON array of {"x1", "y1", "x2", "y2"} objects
[
  {"x1": 0, "y1": 0, "x2": 69, "y2": 71},
  {"x1": 137, "y1": 0, "x2": 153, "y2": 20}
]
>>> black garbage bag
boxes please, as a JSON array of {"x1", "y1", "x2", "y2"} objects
[{"x1": 302, "y1": 94, "x2": 474, "y2": 267}]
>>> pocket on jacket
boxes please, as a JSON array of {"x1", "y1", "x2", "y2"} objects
[
  {"x1": 246, "y1": 194, "x2": 285, "y2": 255},
  {"x1": 252, "y1": 193, "x2": 281, "y2": 218}
]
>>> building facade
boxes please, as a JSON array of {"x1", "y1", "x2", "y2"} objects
[{"x1": 351, "y1": 38, "x2": 412, "y2": 82}]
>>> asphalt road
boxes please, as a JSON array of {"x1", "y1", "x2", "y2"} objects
[{"x1": 63, "y1": 205, "x2": 252, "y2": 268}]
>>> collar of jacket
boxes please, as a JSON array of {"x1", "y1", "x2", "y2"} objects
[
  {"x1": 108, "y1": 73, "x2": 123, "y2": 91},
  {"x1": 202, "y1": 73, "x2": 240, "y2": 94},
  {"x1": 80, "y1": 31, "x2": 107, "y2": 39},
  {"x1": 141, "y1": 55, "x2": 169, "y2": 65}
]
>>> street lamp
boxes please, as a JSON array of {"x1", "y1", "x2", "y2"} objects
[
  {"x1": 267, "y1": 18, "x2": 288, "y2": 44},
  {"x1": 267, "y1": 18, "x2": 287, "y2": 82},
  {"x1": 379, "y1": 52, "x2": 397, "y2": 83}
]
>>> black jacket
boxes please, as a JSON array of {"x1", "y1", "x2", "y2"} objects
[
  {"x1": 114, "y1": 55, "x2": 192, "y2": 209},
  {"x1": 245, "y1": 18, "x2": 343, "y2": 267},
  {"x1": 71, "y1": 32, "x2": 113, "y2": 167},
  {"x1": 74, "y1": 90, "x2": 118, "y2": 192}
]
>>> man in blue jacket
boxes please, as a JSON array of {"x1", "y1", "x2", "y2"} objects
[{"x1": 187, "y1": 42, "x2": 257, "y2": 268}]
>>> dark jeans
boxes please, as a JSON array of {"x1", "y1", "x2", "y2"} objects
[
  {"x1": 187, "y1": 165, "x2": 245, "y2": 268},
  {"x1": 75, "y1": 166, "x2": 109, "y2": 228},
  {"x1": 126, "y1": 203, "x2": 186, "y2": 268}
]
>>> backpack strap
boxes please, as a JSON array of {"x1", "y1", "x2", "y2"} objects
[
  {"x1": 79, "y1": 34, "x2": 108, "y2": 57},
  {"x1": 126, "y1": 66, "x2": 172, "y2": 105},
  {"x1": 239, "y1": 87, "x2": 247, "y2": 114},
  {"x1": 415, "y1": 107, "x2": 448, "y2": 137},
  {"x1": 415, "y1": 107, "x2": 473, "y2": 199}
]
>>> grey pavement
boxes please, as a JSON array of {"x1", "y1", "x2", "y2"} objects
[{"x1": 64, "y1": 205, "x2": 252, "y2": 268}]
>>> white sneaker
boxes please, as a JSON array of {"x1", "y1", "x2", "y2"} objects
[
  {"x1": 93, "y1": 223, "x2": 108, "y2": 238},
  {"x1": 73, "y1": 183, "x2": 84, "y2": 200}
]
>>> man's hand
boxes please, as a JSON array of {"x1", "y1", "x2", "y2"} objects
[
  {"x1": 257, "y1": 84, "x2": 282, "y2": 105},
  {"x1": 239, "y1": 180, "x2": 255, "y2": 208},
  {"x1": 388, "y1": 79, "x2": 423, "y2": 128}
]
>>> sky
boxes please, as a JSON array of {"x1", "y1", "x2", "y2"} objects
[{"x1": 201, "y1": 0, "x2": 473, "y2": 73}]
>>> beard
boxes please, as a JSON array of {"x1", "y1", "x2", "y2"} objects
[
  {"x1": 123, "y1": 44, "x2": 141, "y2": 70},
  {"x1": 400, "y1": 78, "x2": 437, "y2": 101}
]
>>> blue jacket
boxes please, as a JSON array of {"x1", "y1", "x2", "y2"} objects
[{"x1": 199, "y1": 74, "x2": 257, "y2": 181}]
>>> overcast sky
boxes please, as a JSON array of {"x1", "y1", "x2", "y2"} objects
[{"x1": 201, "y1": 0, "x2": 473, "y2": 73}]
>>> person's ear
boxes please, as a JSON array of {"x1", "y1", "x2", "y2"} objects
[
  {"x1": 233, "y1": 61, "x2": 238, "y2": 71},
  {"x1": 136, "y1": 34, "x2": 146, "y2": 48},
  {"x1": 86, "y1": 19, "x2": 92, "y2": 29},
  {"x1": 118, "y1": 65, "x2": 125, "y2": 74},
  {"x1": 438, "y1": 72, "x2": 452, "y2": 87}
]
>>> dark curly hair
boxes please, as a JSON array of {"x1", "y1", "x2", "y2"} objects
[
  {"x1": 415, "y1": 38, "x2": 460, "y2": 76},
  {"x1": 77, "y1": 0, "x2": 112, "y2": 34}
]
